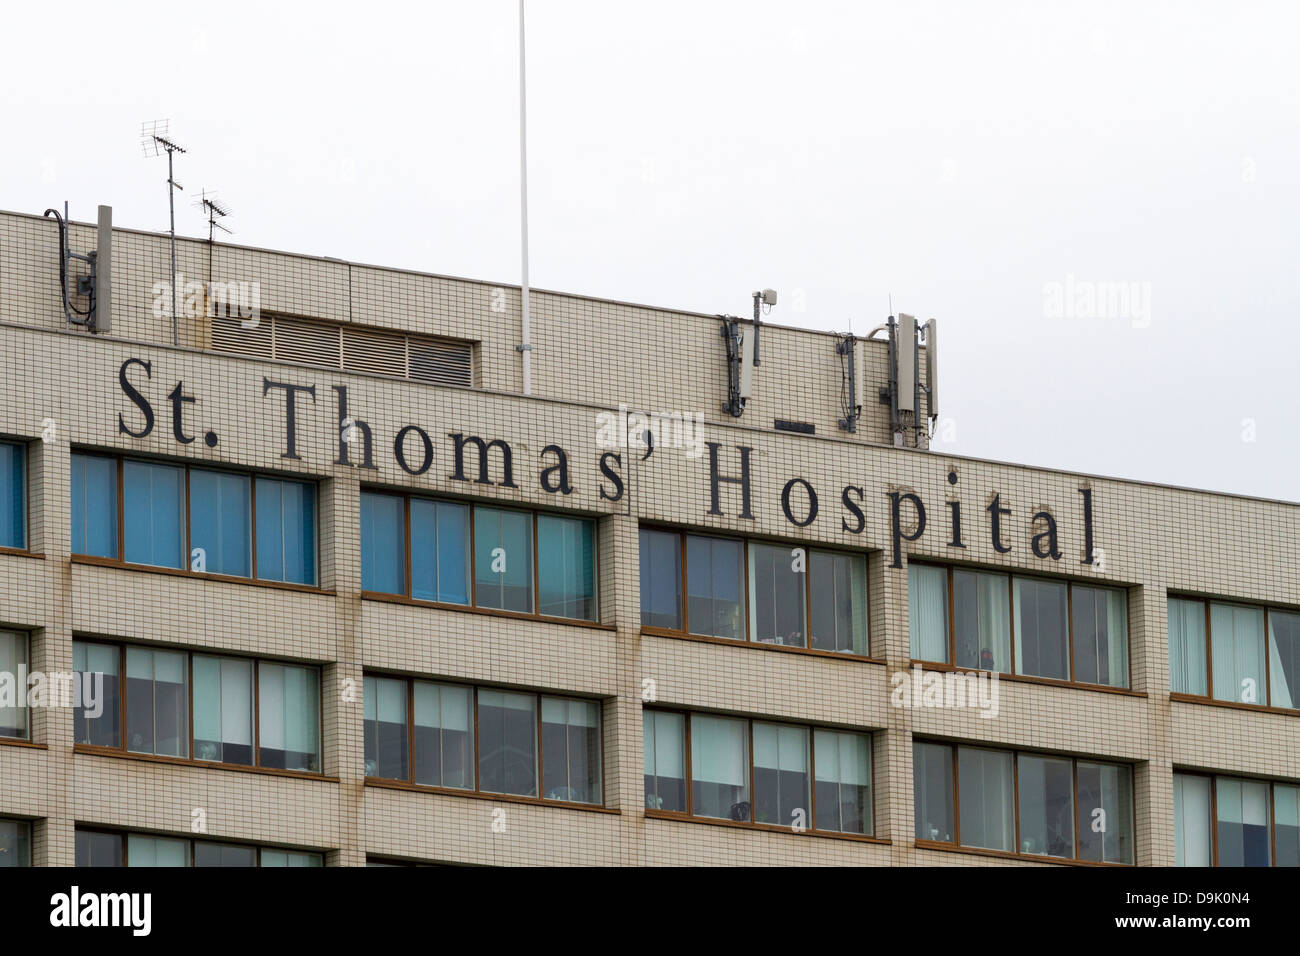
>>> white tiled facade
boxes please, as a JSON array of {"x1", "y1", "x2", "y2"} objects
[{"x1": 0, "y1": 208, "x2": 1295, "y2": 866}]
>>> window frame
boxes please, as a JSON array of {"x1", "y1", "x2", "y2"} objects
[
  {"x1": 69, "y1": 451, "x2": 321, "y2": 590},
  {"x1": 912, "y1": 740, "x2": 1136, "y2": 866},
  {"x1": 0, "y1": 816, "x2": 31, "y2": 867},
  {"x1": 71, "y1": 639, "x2": 325, "y2": 778},
  {"x1": 1168, "y1": 594, "x2": 1300, "y2": 714},
  {"x1": 73, "y1": 826, "x2": 323, "y2": 867},
  {"x1": 642, "y1": 707, "x2": 879, "y2": 842},
  {"x1": 0, "y1": 629, "x2": 31, "y2": 741},
  {"x1": 1172, "y1": 769, "x2": 1297, "y2": 867},
  {"x1": 909, "y1": 561, "x2": 1133, "y2": 692},
  {"x1": 361, "y1": 672, "x2": 606, "y2": 811},
  {"x1": 638, "y1": 525, "x2": 874, "y2": 662},
  {"x1": 0, "y1": 439, "x2": 28, "y2": 554},
  {"x1": 359, "y1": 488, "x2": 601, "y2": 626}
]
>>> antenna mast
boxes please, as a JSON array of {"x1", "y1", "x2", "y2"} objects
[
  {"x1": 517, "y1": 0, "x2": 533, "y2": 395},
  {"x1": 142, "y1": 120, "x2": 187, "y2": 346}
]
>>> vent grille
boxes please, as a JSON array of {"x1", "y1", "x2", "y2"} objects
[{"x1": 209, "y1": 313, "x2": 474, "y2": 387}]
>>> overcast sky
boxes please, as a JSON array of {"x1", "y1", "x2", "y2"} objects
[{"x1": 3, "y1": 1, "x2": 1297, "y2": 501}]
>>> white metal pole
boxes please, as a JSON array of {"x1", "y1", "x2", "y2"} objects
[{"x1": 518, "y1": 0, "x2": 532, "y2": 395}]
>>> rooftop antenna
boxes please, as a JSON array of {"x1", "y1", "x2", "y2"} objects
[
  {"x1": 141, "y1": 120, "x2": 186, "y2": 346},
  {"x1": 517, "y1": 0, "x2": 533, "y2": 395},
  {"x1": 195, "y1": 189, "x2": 232, "y2": 242}
]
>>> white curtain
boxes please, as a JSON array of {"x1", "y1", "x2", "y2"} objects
[
  {"x1": 128, "y1": 834, "x2": 188, "y2": 867},
  {"x1": 909, "y1": 564, "x2": 949, "y2": 662},
  {"x1": 260, "y1": 663, "x2": 319, "y2": 757},
  {"x1": 1173, "y1": 773, "x2": 1211, "y2": 866},
  {"x1": 1104, "y1": 589, "x2": 1129, "y2": 687},
  {"x1": 1168, "y1": 599, "x2": 1207, "y2": 695},
  {"x1": 958, "y1": 747, "x2": 1014, "y2": 851},
  {"x1": 754, "y1": 723, "x2": 808, "y2": 773},
  {"x1": 414, "y1": 682, "x2": 471, "y2": 733},
  {"x1": 1211, "y1": 604, "x2": 1265, "y2": 704},
  {"x1": 1268, "y1": 612, "x2": 1298, "y2": 709},
  {"x1": 691, "y1": 715, "x2": 747, "y2": 785}
]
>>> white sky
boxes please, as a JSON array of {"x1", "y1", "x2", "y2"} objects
[{"x1": 3, "y1": 0, "x2": 1297, "y2": 500}]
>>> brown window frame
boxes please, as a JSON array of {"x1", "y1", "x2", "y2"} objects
[
  {"x1": 359, "y1": 488, "x2": 601, "y2": 626},
  {"x1": 1173, "y1": 769, "x2": 1299, "y2": 867},
  {"x1": 72, "y1": 826, "x2": 324, "y2": 867},
  {"x1": 642, "y1": 707, "x2": 880, "y2": 842},
  {"x1": 1168, "y1": 594, "x2": 1300, "y2": 714},
  {"x1": 638, "y1": 525, "x2": 875, "y2": 662},
  {"x1": 912, "y1": 740, "x2": 1136, "y2": 866},
  {"x1": 361, "y1": 673, "x2": 605, "y2": 811},
  {"x1": 909, "y1": 561, "x2": 1133, "y2": 692},
  {"x1": 69, "y1": 450, "x2": 323, "y2": 591},
  {"x1": 71, "y1": 638, "x2": 326, "y2": 778}
]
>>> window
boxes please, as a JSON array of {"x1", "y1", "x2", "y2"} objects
[
  {"x1": 1173, "y1": 773, "x2": 1213, "y2": 866},
  {"x1": 0, "y1": 630, "x2": 28, "y2": 739},
  {"x1": 364, "y1": 676, "x2": 602, "y2": 806},
  {"x1": 748, "y1": 543, "x2": 806, "y2": 647},
  {"x1": 189, "y1": 468, "x2": 250, "y2": 576},
  {"x1": 910, "y1": 564, "x2": 1129, "y2": 688},
  {"x1": 124, "y1": 646, "x2": 188, "y2": 757},
  {"x1": 1173, "y1": 772, "x2": 1296, "y2": 867},
  {"x1": 74, "y1": 828, "x2": 322, "y2": 866},
  {"x1": 1168, "y1": 598, "x2": 1208, "y2": 696},
  {"x1": 73, "y1": 641, "x2": 121, "y2": 749},
  {"x1": 0, "y1": 441, "x2": 25, "y2": 550},
  {"x1": 958, "y1": 747, "x2": 1015, "y2": 852},
  {"x1": 537, "y1": 515, "x2": 595, "y2": 620},
  {"x1": 639, "y1": 529, "x2": 681, "y2": 629},
  {"x1": 913, "y1": 742, "x2": 1134, "y2": 864},
  {"x1": 71, "y1": 453, "x2": 117, "y2": 558},
  {"x1": 643, "y1": 710, "x2": 686, "y2": 812},
  {"x1": 645, "y1": 709, "x2": 874, "y2": 837},
  {"x1": 1077, "y1": 761, "x2": 1134, "y2": 864},
  {"x1": 1169, "y1": 597, "x2": 1300, "y2": 709},
  {"x1": 541, "y1": 697, "x2": 601, "y2": 803},
  {"x1": 687, "y1": 536, "x2": 745, "y2": 640},
  {"x1": 71, "y1": 453, "x2": 318, "y2": 585},
  {"x1": 123, "y1": 459, "x2": 184, "y2": 568},
  {"x1": 813, "y1": 729, "x2": 873, "y2": 834},
  {"x1": 255, "y1": 477, "x2": 317, "y2": 585},
  {"x1": 477, "y1": 689, "x2": 537, "y2": 797},
  {"x1": 73, "y1": 640, "x2": 322, "y2": 774},
  {"x1": 1013, "y1": 578, "x2": 1069, "y2": 682},
  {"x1": 410, "y1": 498, "x2": 470, "y2": 604},
  {"x1": 474, "y1": 507, "x2": 533, "y2": 613},
  {"x1": 193, "y1": 656, "x2": 254, "y2": 764},
  {"x1": 642, "y1": 528, "x2": 868, "y2": 656},
  {"x1": 258, "y1": 663, "x2": 321, "y2": 772},
  {"x1": 1017, "y1": 754, "x2": 1075, "y2": 858},
  {"x1": 361, "y1": 490, "x2": 597, "y2": 623},
  {"x1": 753, "y1": 722, "x2": 809, "y2": 827},
  {"x1": 0, "y1": 818, "x2": 30, "y2": 867}
]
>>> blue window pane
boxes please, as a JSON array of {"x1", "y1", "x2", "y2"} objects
[
  {"x1": 474, "y1": 507, "x2": 533, "y2": 613},
  {"x1": 189, "y1": 469, "x2": 251, "y2": 577},
  {"x1": 71, "y1": 453, "x2": 118, "y2": 558},
  {"x1": 361, "y1": 492, "x2": 405, "y2": 594},
  {"x1": 123, "y1": 461, "x2": 184, "y2": 568},
  {"x1": 255, "y1": 478, "x2": 316, "y2": 586},
  {"x1": 0, "y1": 443, "x2": 23, "y2": 549},
  {"x1": 537, "y1": 515, "x2": 595, "y2": 620},
  {"x1": 410, "y1": 499, "x2": 469, "y2": 605}
]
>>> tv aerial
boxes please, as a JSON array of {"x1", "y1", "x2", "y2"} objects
[
  {"x1": 195, "y1": 189, "x2": 233, "y2": 241},
  {"x1": 141, "y1": 120, "x2": 187, "y2": 345}
]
